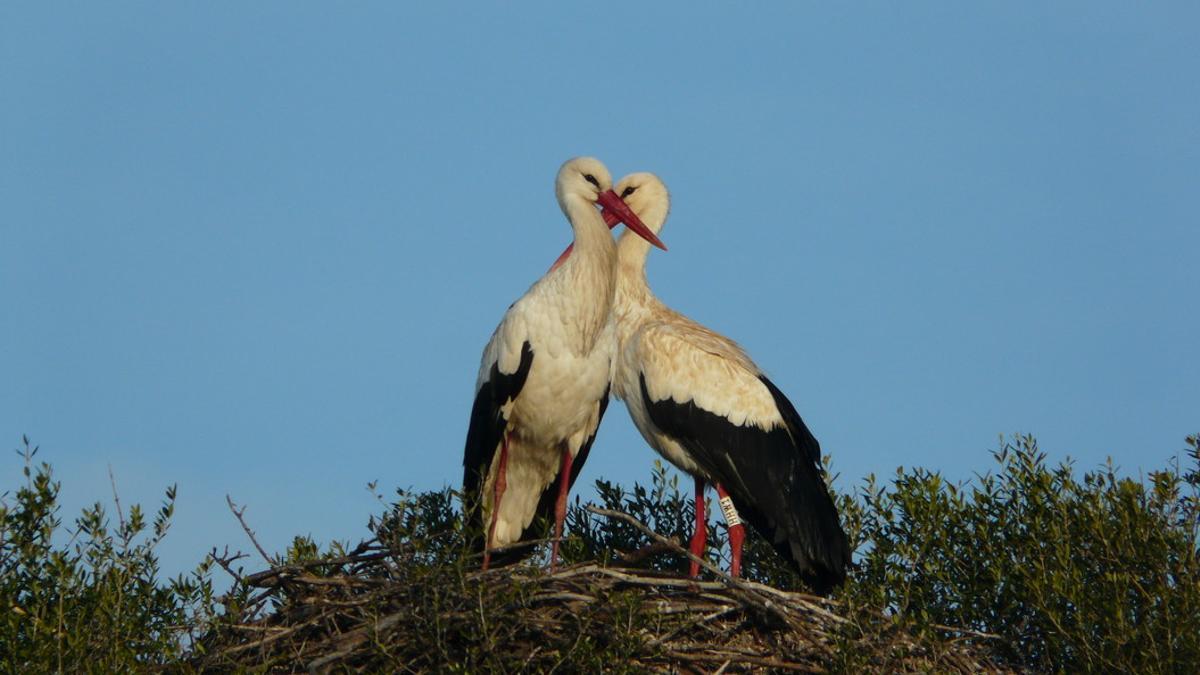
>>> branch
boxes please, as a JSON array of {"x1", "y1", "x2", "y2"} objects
[
  {"x1": 108, "y1": 464, "x2": 126, "y2": 532},
  {"x1": 614, "y1": 540, "x2": 680, "y2": 565},
  {"x1": 209, "y1": 545, "x2": 249, "y2": 583},
  {"x1": 585, "y1": 505, "x2": 729, "y2": 580},
  {"x1": 226, "y1": 495, "x2": 277, "y2": 566}
]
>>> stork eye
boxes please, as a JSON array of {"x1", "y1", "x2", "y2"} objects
[
  {"x1": 583, "y1": 174, "x2": 600, "y2": 188},
  {"x1": 621, "y1": 186, "x2": 638, "y2": 198}
]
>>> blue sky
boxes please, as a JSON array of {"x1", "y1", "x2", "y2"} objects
[{"x1": 3, "y1": 3, "x2": 1197, "y2": 577}]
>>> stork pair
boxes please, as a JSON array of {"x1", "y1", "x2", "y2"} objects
[{"x1": 462, "y1": 158, "x2": 849, "y2": 594}]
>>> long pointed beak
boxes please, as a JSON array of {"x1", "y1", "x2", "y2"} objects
[
  {"x1": 596, "y1": 190, "x2": 667, "y2": 250},
  {"x1": 550, "y1": 192, "x2": 666, "y2": 272}
]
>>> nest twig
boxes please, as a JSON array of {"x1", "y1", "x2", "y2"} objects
[{"x1": 188, "y1": 507, "x2": 1014, "y2": 673}]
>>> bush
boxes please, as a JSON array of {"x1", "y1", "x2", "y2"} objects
[
  {"x1": 838, "y1": 434, "x2": 1200, "y2": 673},
  {"x1": 0, "y1": 437, "x2": 216, "y2": 671}
]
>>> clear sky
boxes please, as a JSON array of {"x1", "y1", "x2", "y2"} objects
[{"x1": 3, "y1": 3, "x2": 1197, "y2": 577}]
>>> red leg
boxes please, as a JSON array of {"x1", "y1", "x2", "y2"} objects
[
  {"x1": 689, "y1": 477, "x2": 707, "y2": 578},
  {"x1": 715, "y1": 483, "x2": 745, "y2": 578},
  {"x1": 482, "y1": 432, "x2": 510, "y2": 570},
  {"x1": 549, "y1": 448, "x2": 574, "y2": 572}
]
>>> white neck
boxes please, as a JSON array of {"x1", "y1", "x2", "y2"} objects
[
  {"x1": 617, "y1": 227, "x2": 655, "y2": 275},
  {"x1": 541, "y1": 194, "x2": 618, "y2": 353},
  {"x1": 562, "y1": 194, "x2": 617, "y2": 258},
  {"x1": 614, "y1": 230, "x2": 663, "y2": 347}
]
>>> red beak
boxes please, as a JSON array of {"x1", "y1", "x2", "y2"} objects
[
  {"x1": 596, "y1": 190, "x2": 667, "y2": 251},
  {"x1": 549, "y1": 191, "x2": 666, "y2": 272}
]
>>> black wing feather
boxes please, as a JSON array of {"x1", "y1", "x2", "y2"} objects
[
  {"x1": 639, "y1": 373, "x2": 849, "y2": 594},
  {"x1": 462, "y1": 341, "x2": 534, "y2": 547}
]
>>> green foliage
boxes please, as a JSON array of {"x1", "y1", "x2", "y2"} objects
[
  {"x1": 838, "y1": 434, "x2": 1200, "y2": 673},
  {"x1": 562, "y1": 460, "x2": 702, "y2": 572},
  {"x1": 0, "y1": 436, "x2": 216, "y2": 672},
  {"x1": 371, "y1": 485, "x2": 467, "y2": 568}
]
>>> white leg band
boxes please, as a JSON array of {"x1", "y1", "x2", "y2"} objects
[{"x1": 718, "y1": 495, "x2": 742, "y2": 527}]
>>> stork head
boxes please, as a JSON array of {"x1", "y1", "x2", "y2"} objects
[
  {"x1": 611, "y1": 172, "x2": 670, "y2": 237},
  {"x1": 555, "y1": 157, "x2": 614, "y2": 204},
  {"x1": 554, "y1": 157, "x2": 665, "y2": 251}
]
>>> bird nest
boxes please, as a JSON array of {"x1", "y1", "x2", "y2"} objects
[{"x1": 189, "y1": 507, "x2": 1014, "y2": 673}]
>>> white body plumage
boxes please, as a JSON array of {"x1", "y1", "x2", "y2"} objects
[
  {"x1": 473, "y1": 249, "x2": 616, "y2": 546},
  {"x1": 462, "y1": 158, "x2": 665, "y2": 565},
  {"x1": 607, "y1": 172, "x2": 849, "y2": 592}
]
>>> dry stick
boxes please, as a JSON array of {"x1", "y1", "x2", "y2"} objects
[
  {"x1": 649, "y1": 606, "x2": 740, "y2": 647},
  {"x1": 614, "y1": 540, "x2": 682, "y2": 565},
  {"x1": 244, "y1": 551, "x2": 392, "y2": 587},
  {"x1": 649, "y1": 601, "x2": 732, "y2": 615},
  {"x1": 519, "y1": 646, "x2": 545, "y2": 672},
  {"x1": 108, "y1": 464, "x2": 126, "y2": 532},
  {"x1": 209, "y1": 545, "x2": 249, "y2": 583},
  {"x1": 735, "y1": 576, "x2": 837, "y2": 606},
  {"x1": 227, "y1": 494, "x2": 277, "y2": 566},
  {"x1": 594, "y1": 566, "x2": 729, "y2": 591},
  {"x1": 930, "y1": 623, "x2": 1003, "y2": 640},
  {"x1": 585, "y1": 506, "x2": 733, "y2": 579},
  {"x1": 663, "y1": 649, "x2": 821, "y2": 673},
  {"x1": 286, "y1": 574, "x2": 380, "y2": 588},
  {"x1": 475, "y1": 536, "x2": 561, "y2": 559},
  {"x1": 307, "y1": 612, "x2": 407, "y2": 673},
  {"x1": 531, "y1": 591, "x2": 596, "y2": 604},
  {"x1": 215, "y1": 613, "x2": 331, "y2": 657}
]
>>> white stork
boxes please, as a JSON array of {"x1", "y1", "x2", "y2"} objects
[
  {"x1": 462, "y1": 157, "x2": 666, "y2": 570},
  {"x1": 605, "y1": 172, "x2": 850, "y2": 594}
]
